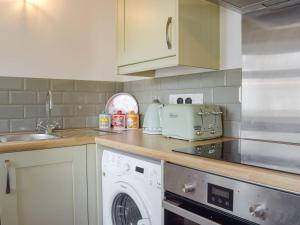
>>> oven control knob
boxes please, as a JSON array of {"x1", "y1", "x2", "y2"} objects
[
  {"x1": 249, "y1": 204, "x2": 267, "y2": 220},
  {"x1": 182, "y1": 183, "x2": 196, "y2": 193}
]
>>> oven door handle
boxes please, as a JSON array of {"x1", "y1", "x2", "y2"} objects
[{"x1": 163, "y1": 200, "x2": 222, "y2": 225}]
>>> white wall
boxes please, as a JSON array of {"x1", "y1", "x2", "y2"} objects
[
  {"x1": 0, "y1": 0, "x2": 124, "y2": 81},
  {"x1": 0, "y1": 1, "x2": 241, "y2": 81}
]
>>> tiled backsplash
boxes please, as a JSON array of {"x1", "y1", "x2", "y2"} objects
[
  {"x1": 0, "y1": 69, "x2": 241, "y2": 137},
  {"x1": 124, "y1": 69, "x2": 242, "y2": 138},
  {"x1": 0, "y1": 77, "x2": 123, "y2": 132}
]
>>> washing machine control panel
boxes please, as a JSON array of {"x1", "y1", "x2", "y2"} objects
[{"x1": 102, "y1": 150, "x2": 161, "y2": 189}]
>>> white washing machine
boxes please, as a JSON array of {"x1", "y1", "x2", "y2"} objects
[{"x1": 102, "y1": 150, "x2": 162, "y2": 225}]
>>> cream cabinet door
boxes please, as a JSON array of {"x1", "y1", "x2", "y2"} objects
[
  {"x1": 118, "y1": 0, "x2": 177, "y2": 66},
  {"x1": 0, "y1": 146, "x2": 88, "y2": 225}
]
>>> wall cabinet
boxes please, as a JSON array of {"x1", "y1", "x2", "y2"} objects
[
  {"x1": 0, "y1": 146, "x2": 88, "y2": 225},
  {"x1": 117, "y1": 0, "x2": 220, "y2": 76}
]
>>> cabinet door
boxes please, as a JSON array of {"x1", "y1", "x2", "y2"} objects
[
  {"x1": 118, "y1": 0, "x2": 177, "y2": 66},
  {"x1": 0, "y1": 146, "x2": 88, "y2": 225}
]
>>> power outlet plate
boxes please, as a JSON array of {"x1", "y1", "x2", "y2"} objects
[{"x1": 169, "y1": 93, "x2": 204, "y2": 104}]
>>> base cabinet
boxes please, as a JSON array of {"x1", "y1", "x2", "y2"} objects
[{"x1": 0, "y1": 146, "x2": 88, "y2": 225}]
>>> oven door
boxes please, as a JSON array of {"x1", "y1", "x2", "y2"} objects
[{"x1": 163, "y1": 192, "x2": 256, "y2": 225}]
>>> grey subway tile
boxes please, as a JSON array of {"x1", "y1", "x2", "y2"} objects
[
  {"x1": 0, "y1": 77, "x2": 23, "y2": 90},
  {"x1": 224, "y1": 121, "x2": 241, "y2": 138},
  {"x1": 75, "y1": 105, "x2": 96, "y2": 116},
  {"x1": 51, "y1": 105, "x2": 74, "y2": 117},
  {"x1": 24, "y1": 105, "x2": 47, "y2": 118},
  {"x1": 115, "y1": 82, "x2": 124, "y2": 92},
  {"x1": 199, "y1": 71, "x2": 226, "y2": 87},
  {"x1": 10, "y1": 119, "x2": 37, "y2": 132},
  {"x1": 84, "y1": 93, "x2": 100, "y2": 104},
  {"x1": 0, "y1": 92, "x2": 9, "y2": 104},
  {"x1": 24, "y1": 78, "x2": 50, "y2": 91},
  {"x1": 123, "y1": 82, "x2": 132, "y2": 92},
  {"x1": 160, "y1": 77, "x2": 179, "y2": 90},
  {"x1": 0, "y1": 106, "x2": 23, "y2": 119},
  {"x1": 63, "y1": 92, "x2": 85, "y2": 104},
  {"x1": 226, "y1": 104, "x2": 241, "y2": 121},
  {"x1": 96, "y1": 104, "x2": 105, "y2": 114},
  {"x1": 99, "y1": 81, "x2": 116, "y2": 92},
  {"x1": 178, "y1": 71, "x2": 225, "y2": 89},
  {"x1": 213, "y1": 87, "x2": 240, "y2": 104},
  {"x1": 63, "y1": 117, "x2": 86, "y2": 129},
  {"x1": 0, "y1": 120, "x2": 9, "y2": 132},
  {"x1": 86, "y1": 116, "x2": 98, "y2": 128},
  {"x1": 75, "y1": 80, "x2": 99, "y2": 92},
  {"x1": 132, "y1": 91, "x2": 152, "y2": 104},
  {"x1": 226, "y1": 69, "x2": 242, "y2": 86},
  {"x1": 125, "y1": 80, "x2": 145, "y2": 92},
  {"x1": 51, "y1": 79, "x2": 74, "y2": 91},
  {"x1": 10, "y1": 91, "x2": 37, "y2": 105},
  {"x1": 144, "y1": 78, "x2": 161, "y2": 91},
  {"x1": 99, "y1": 93, "x2": 106, "y2": 104}
]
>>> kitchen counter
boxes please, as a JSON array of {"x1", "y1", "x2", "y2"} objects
[
  {"x1": 1, "y1": 128, "x2": 300, "y2": 194},
  {"x1": 95, "y1": 129, "x2": 300, "y2": 194},
  {"x1": 0, "y1": 128, "x2": 117, "y2": 153}
]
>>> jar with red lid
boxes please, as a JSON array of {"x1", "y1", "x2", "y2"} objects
[{"x1": 113, "y1": 110, "x2": 126, "y2": 129}]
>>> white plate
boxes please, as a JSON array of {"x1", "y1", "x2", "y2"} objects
[{"x1": 105, "y1": 93, "x2": 139, "y2": 115}]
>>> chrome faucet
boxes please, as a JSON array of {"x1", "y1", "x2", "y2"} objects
[
  {"x1": 36, "y1": 91, "x2": 60, "y2": 134},
  {"x1": 46, "y1": 90, "x2": 53, "y2": 118}
]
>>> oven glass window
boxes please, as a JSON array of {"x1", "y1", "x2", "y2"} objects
[
  {"x1": 165, "y1": 210, "x2": 198, "y2": 225},
  {"x1": 112, "y1": 193, "x2": 142, "y2": 225}
]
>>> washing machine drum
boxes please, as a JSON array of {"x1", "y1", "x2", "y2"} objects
[
  {"x1": 112, "y1": 193, "x2": 143, "y2": 225},
  {"x1": 109, "y1": 184, "x2": 151, "y2": 225}
]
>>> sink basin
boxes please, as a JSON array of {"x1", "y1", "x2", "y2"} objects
[{"x1": 0, "y1": 133, "x2": 60, "y2": 143}]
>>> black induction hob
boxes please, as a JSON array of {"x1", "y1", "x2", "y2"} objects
[{"x1": 173, "y1": 139, "x2": 300, "y2": 175}]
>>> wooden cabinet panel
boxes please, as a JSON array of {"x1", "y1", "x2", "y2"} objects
[
  {"x1": 0, "y1": 146, "x2": 88, "y2": 225},
  {"x1": 118, "y1": 0, "x2": 177, "y2": 66},
  {"x1": 117, "y1": 0, "x2": 220, "y2": 76}
]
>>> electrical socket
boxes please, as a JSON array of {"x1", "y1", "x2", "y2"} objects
[{"x1": 169, "y1": 93, "x2": 204, "y2": 104}]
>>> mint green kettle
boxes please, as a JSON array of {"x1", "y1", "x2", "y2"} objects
[{"x1": 143, "y1": 98, "x2": 164, "y2": 134}]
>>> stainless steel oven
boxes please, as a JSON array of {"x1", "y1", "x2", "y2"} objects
[
  {"x1": 164, "y1": 192, "x2": 254, "y2": 225},
  {"x1": 164, "y1": 163, "x2": 300, "y2": 225}
]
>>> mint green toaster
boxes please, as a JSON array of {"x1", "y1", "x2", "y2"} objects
[{"x1": 161, "y1": 104, "x2": 223, "y2": 141}]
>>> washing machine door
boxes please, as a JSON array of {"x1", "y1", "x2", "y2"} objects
[{"x1": 109, "y1": 182, "x2": 151, "y2": 225}]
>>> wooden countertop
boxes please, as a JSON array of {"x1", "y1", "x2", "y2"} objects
[
  {"x1": 95, "y1": 129, "x2": 300, "y2": 194},
  {"x1": 0, "y1": 128, "x2": 117, "y2": 153},
  {"x1": 1, "y1": 128, "x2": 300, "y2": 194}
]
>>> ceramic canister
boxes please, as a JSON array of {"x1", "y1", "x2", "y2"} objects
[
  {"x1": 126, "y1": 111, "x2": 139, "y2": 129},
  {"x1": 99, "y1": 112, "x2": 111, "y2": 129},
  {"x1": 113, "y1": 110, "x2": 126, "y2": 129}
]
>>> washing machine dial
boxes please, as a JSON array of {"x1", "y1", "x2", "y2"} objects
[{"x1": 122, "y1": 163, "x2": 131, "y2": 172}]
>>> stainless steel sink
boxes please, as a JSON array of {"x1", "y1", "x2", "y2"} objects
[{"x1": 0, "y1": 133, "x2": 60, "y2": 143}]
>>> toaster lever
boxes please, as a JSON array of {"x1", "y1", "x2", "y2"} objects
[
  {"x1": 211, "y1": 111, "x2": 223, "y2": 115},
  {"x1": 197, "y1": 112, "x2": 210, "y2": 116}
]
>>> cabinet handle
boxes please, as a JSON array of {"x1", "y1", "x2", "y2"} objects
[
  {"x1": 5, "y1": 160, "x2": 10, "y2": 194},
  {"x1": 166, "y1": 17, "x2": 172, "y2": 49}
]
